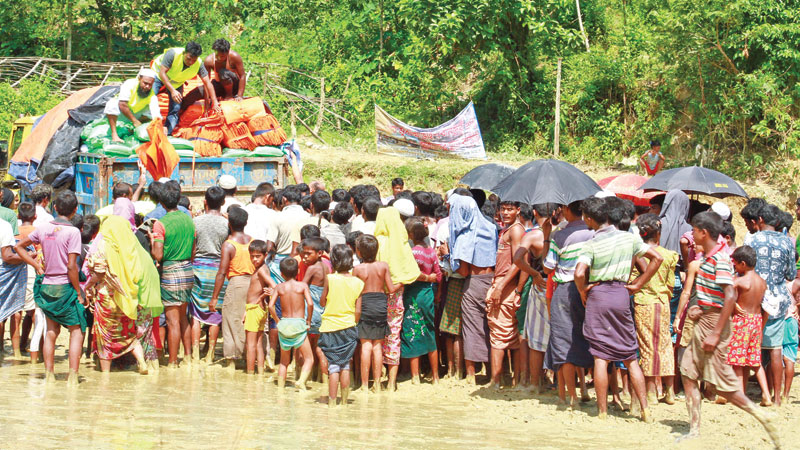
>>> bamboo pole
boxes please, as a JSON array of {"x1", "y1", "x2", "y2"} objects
[
  {"x1": 11, "y1": 59, "x2": 43, "y2": 87},
  {"x1": 314, "y1": 77, "x2": 325, "y2": 134},
  {"x1": 554, "y1": 58, "x2": 562, "y2": 157}
]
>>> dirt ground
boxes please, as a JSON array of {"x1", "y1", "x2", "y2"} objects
[{"x1": 0, "y1": 332, "x2": 796, "y2": 449}]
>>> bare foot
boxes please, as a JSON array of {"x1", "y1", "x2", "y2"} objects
[
  {"x1": 597, "y1": 411, "x2": 608, "y2": 420},
  {"x1": 648, "y1": 391, "x2": 659, "y2": 405},
  {"x1": 714, "y1": 395, "x2": 728, "y2": 405},
  {"x1": 753, "y1": 408, "x2": 781, "y2": 449},
  {"x1": 761, "y1": 397, "x2": 773, "y2": 407},
  {"x1": 641, "y1": 407, "x2": 654, "y2": 423},
  {"x1": 465, "y1": 374, "x2": 476, "y2": 385},
  {"x1": 45, "y1": 371, "x2": 56, "y2": 383},
  {"x1": 675, "y1": 429, "x2": 700, "y2": 443},
  {"x1": 328, "y1": 397, "x2": 336, "y2": 407},
  {"x1": 664, "y1": 386, "x2": 676, "y2": 405},
  {"x1": 67, "y1": 370, "x2": 79, "y2": 387},
  {"x1": 111, "y1": 136, "x2": 124, "y2": 143}
]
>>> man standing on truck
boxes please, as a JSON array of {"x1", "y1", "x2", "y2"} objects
[
  {"x1": 151, "y1": 41, "x2": 221, "y2": 135},
  {"x1": 104, "y1": 68, "x2": 162, "y2": 143},
  {"x1": 203, "y1": 39, "x2": 247, "y2": 100}
]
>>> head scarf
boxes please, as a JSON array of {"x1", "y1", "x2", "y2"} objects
[
  {"x1": 659, "y1": 190, "x2": 692, "y2": 253},
  {"x1": 0, "y1": 188, "x2": 14, "y2": 208},
  {"x1": 448, "y1": 194, "x2": 498, "y2": 271},
  {"x1": 99, "y1": 215, "x2": 162, "y2": 317},
  {"x1": 374, "y1": 207, "x2": 421, "y2": 285},
  {"x1": 113, "y1": 197, "x2": 137, "y2": 230}
]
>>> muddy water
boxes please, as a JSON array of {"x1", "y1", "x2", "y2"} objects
[
  {"x1": 1, "y1": 334, "x2": 797, "y2": 449},
  {"x1": 0, "y1": 345, "x2": 567, "y2": 449}
]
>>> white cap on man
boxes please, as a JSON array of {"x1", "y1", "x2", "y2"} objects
[
  {"x1": 711, "y1": 201, "x2": 731, "y2": 221},
  {"x1": 218, "y1": 175, "x2": 237, "y2": 190},
  {"x1": 393, "y1": 198, "x2": 415, "y2": 218},
  {"x1": 138, "y1": 67, "x2": 158, "y2": 79}
]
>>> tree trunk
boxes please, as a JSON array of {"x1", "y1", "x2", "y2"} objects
[
  {"x1": 576, "y1": 0, "x2": 590, "y2": 52},
  {"x1": 65, "y1": 0, "x2": 73, "y2": 90},
  {"x1": 554, "y1": 58, "x2": 562, "y2": 156}
]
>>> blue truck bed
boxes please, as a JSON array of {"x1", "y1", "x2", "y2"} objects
[{"x1": 75, "y1": 153, "x2": 286, "y2": 215}]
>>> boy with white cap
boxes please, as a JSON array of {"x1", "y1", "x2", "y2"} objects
[
  {"x1": 219, "y1": 175, "x2": 243, "y2": 214},
  {"x1": 104, "y1": 68, "x2": 162, "y2": 142}
]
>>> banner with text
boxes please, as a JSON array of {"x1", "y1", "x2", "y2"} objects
[{"x1": 375, "y1": 103, "x2": 487, "y2": 159}]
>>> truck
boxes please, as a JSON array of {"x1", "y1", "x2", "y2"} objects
[
  {"x1": 75, "y1": 153, "x2": 287, "y2": 215},
  {"x1": 2, "y1": 116, "x2": 39, "y2": 186}
]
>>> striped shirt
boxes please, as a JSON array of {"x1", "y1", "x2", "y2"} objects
[
  {"x1": 544, "y1": 221, "x2": 594, "y2": 284},
  {"x1": 695, "y1": 250, "x2": 734, "y2": 309},
  {"x1": 576, "y1": 225, "x2": 649, "y2": 283}
]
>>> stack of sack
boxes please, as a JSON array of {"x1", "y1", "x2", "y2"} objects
[
  {"x1": 175, "y1": 96, "x2": 288, "y2": 157},
  {"x1": 80, "y1": 117, "x2": 199, "y2": 158}
]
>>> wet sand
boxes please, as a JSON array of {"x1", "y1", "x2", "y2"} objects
[{"x1": 0, "y1": 334, "x2": 796, "y2": 449}]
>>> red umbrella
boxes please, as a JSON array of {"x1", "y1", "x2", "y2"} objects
[{"x1": 597, "y1": 174, "x2": 663, "y2": 207}]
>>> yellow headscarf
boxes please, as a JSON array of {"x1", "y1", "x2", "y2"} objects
[
  {"x1": 99, "y1": 215, "x2": 163, "y2": 317},
  {"x1": 374, "y1": 207, "x2": 421, "y2": 285},
  {"x1": 98, "y1": 215, "x2": 142, "y2": 319}
]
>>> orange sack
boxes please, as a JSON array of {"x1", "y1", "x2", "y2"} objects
[
  {"x1": 221, "y1": 121, "x2": 258, "y2": 150},
  {"x1": 247, "y1": 113, "x2": 288, "y2": 147},
  {"x1": 183, "y1": 113, "x2": 224, "y2": 157},
  {"x1": 137, "y1": 118, "x2": 179, "y2": 180},
  {"x1": 220, "y1": 97, "x2": 265, "y2": 123}
]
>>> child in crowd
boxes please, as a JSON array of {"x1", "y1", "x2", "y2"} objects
[
  {"x1": 353, "y1": 234, "x2": 397, "y2": 392},
  {"x1": 246, "y1": 239, "x2": 279, "y2": 372},
  {"x1": 242, "y1": 239, "x2": 272, "y2": 374},
  {"x1": 403, "y1": 218, "x2": 442, "y2": 384},
  {"x1": 300, "y1": 237, "x2": 330, "y2": 380},
  {"x1": 726, "y1": 245, "x2": 770, "y2": 401},
  {"x1": 269, "y1": 258, "x2": 314, "y2": 389},
  {"x1": 633, "y1": 213, "x2": 679, "y2": 405},
  {"x1": 211, "y1": 206, "x2": 254, "y2": 370},
  {"x1": 678, "y1": 212, "x2": 778, "y2": 446},
  {"x1": 318, "y1": 244, "x2": 364, "y2": 406},
  {"x1": 345, "y1": 231, "x2": 363, "y2": 265},
  {"x1": 16, "y1": 202, "x2": 45, "y2": 363}
]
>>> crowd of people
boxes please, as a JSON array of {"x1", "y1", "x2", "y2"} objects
[{"x1": 0, "y1": 171, "x2": 797, "y2": 447}]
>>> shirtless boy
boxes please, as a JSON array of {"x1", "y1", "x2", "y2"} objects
[
  {"x1": 353, "y1": 234, "x2": 398, "y2": 392},
  {"x1": 727, "y1": 246, "x2": 770, "y2": 399},
  {"x1": 300, "y1": 237, "x2": 330, "y2": 379},
  {"x1": 269, "y1": 258, "x2": 314, "y2": 389},
  {"x1": 243, "y1": 240, "x2": 274, "y2": 374}
]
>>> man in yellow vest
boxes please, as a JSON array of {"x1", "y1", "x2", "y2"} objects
[
  {"x1": 104, "y1": 68, "x2": 161, "y2": 142},
  {"x1": 151, "y1": 41, "x2": 221, "y2": 134}
]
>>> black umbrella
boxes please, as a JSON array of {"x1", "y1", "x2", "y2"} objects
[
  {"x1": 490, "y1": 159, "x2": 601, "y2": 205},
  {"x1": 459, "y1": 163, "x2": 517, "y2": 191},
  {"x1": 639, "y1": 166, "x2": 748, "y2": 198}
]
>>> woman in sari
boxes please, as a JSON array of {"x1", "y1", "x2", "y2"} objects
[
  {"x1": 84, "y1": 215, "x2": 161, "y2": 373},
  {"x1": 375, "y1": 207, "x2": 421, "y2": 392}
]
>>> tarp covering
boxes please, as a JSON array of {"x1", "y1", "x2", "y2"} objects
[
  {"x1": 10, "y1": 86, "x2": 104, "y2": 191},
  {"x1": 375, "y1": 102, "x2": 486, "y2": 160},
  {"x1": 39, "y1": 86, "x2": 119, "y2": 188},
  {"x1": 10, "y1": 85, "x2": 118, "y2": 191}
]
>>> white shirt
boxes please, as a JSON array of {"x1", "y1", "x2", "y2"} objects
[
  {"x1": 33, "y1": 205, "x2": 54, "y2": 227},
  {"x1": 272, "y1": 204, "x2": 310, "y2": 255},
  {"x1": 0, "y1": 220, "x2": 14, "y2": 248},
  {"x1": 243, "y1": 203, "x2": 278, "y2": 244},
  {"x1": 221, "y1": 197, "x2": 244, "y2": 214},
  {"x1": 117, "y1": 78, "x2": 162, "y2": 119},
  {"x1": 356, "y1": 221, "x2": 376, "y2": 236}
]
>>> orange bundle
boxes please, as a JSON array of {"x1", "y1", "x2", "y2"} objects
[
  {"x1": 221, "y1": 121, "x2": 258, "y2": 150},
  {"x1": 220, "y1": 97, "x2": 265, "y2": 123},
  {"x1": 247, "y1": 113, "x2": 288, "y2": 146},
  {"x1": 176, "y1": 102, "x2": 205, "y2": 131},
  {"x1": 185, "y1": 113, "x2": 224, "y2": 157}
]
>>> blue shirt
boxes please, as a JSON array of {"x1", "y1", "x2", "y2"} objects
[{"x1": 145, "y1": 204, "x2": 191, "y2": 221}]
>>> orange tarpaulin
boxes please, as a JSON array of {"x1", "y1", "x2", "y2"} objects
[
  {"x1": 12, "y1": 86, "x2": 103, "y2": 164},
  {"x1": 136, "y1": 118, "x2": 179, "y2": 180},
  {"x1": 220, "y1": 97, "x2": 264, "y2": 123}
]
